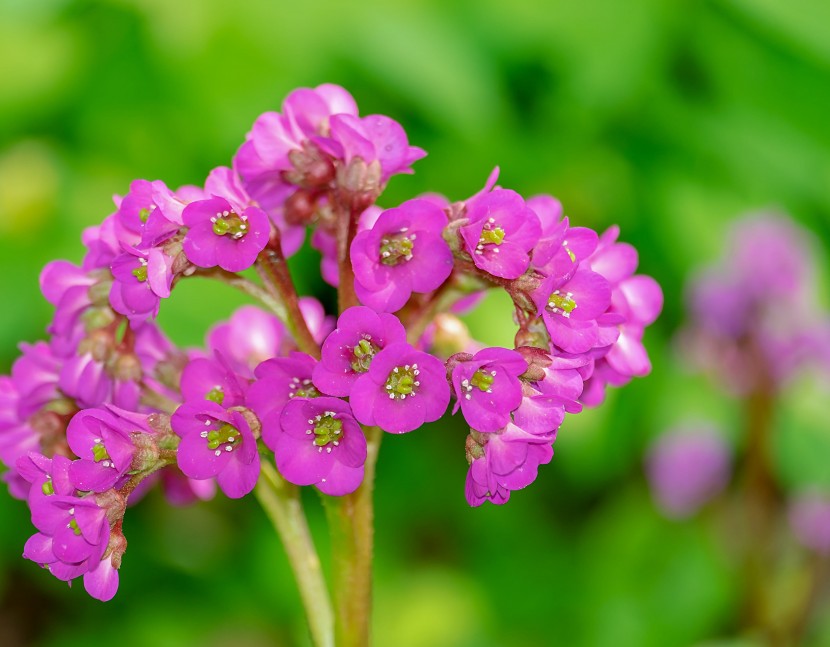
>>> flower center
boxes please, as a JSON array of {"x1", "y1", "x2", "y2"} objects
[
  {"x1": 205, "y1": 387, "x2": 225, "y2": 405},
  {"x1": 200, "y1": 422, "x2": 240, "y2": 456},
  {"x1": 307, "y1": 412, "x2": 343, "y2": 450},
  {"x1": 91, "y1": 437, "x2": 116, "y2": 468},
  {"x1": 211, "y1": 210, "x2": 249, "y2": 239},
  {"x1": 475, "y1": 218, "x2": 505, "y2": 255},
  {"x1": 384, "y1": 364, "x2": 420, "y2": 400},
  {"x1": 68, "y1": 517, "x2": 83, "y2": 536},
  {"x1": 288, "y1": 377, "x2": 320, "y2": 399},
  {"x1": 350, "y1": 337, "x2": 380, "y2": 373},
  {"x1": 138, "y1": 206, "x2": 153, "y2": 223},
  {"x1": 547, "y1": 289, "x2": 577, "y2": 318},
  {"x1": 131, "y1": 258, "x2": 148, "y2": 282},
  {"x1": 379, "y1": 232, "x2": 415, "y2": 266},
  {"x1": 460, "y1": 368, "x2": 496, "y2": 400},
  {"x1": 41, "y1": 478, "x2": 54, "y2": 496}
]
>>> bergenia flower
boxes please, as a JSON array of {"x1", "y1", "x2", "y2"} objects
[
  {"x1": 312, "y1": 306, "x2": 407, "y2": 397},
  {"x1": 465, "y1": 425, "x2": 555, "y2": 507},
  {"x1": 460, "y1": 189, "x2": 541, "y2": 280},
  {"x1": 180, "y1": 357, "x2": 247, "y2": 408},
  {"x1": 182, "y1": 196, "x2": 270, "y2": 273},
  {"x1": 324, "y1": 113, "x2": 426, "y2": 183},
  {"x1": 350, "y1": 342, "x2": 450, "y2": 434},
  {"x1": 532, "y1": 267, "x2": 612, "y2": 355},
  {"x1": 172, "y1": 401, "x2": 260, "y2": 499},
  {"x1": 350, "y1": 199, "x2": 453, "y2": 313},
  {"x1": 109, "y1": 247, "x2": 174, "y2": 322},
  {"x1": 66, "y1": 406, "x2": 151, "y2": 493},
  {"x1": 451, "y1": 347, "x2": 527, "y2": 432},
  {"x1": 267, "y1": 396, "x2": 366, "y2": 496}
]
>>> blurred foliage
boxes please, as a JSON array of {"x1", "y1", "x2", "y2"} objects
[{"x1": 1, "y1": 0, "x2": 829, "y2": 645}]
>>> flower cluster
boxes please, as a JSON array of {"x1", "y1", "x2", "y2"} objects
[{"x1": 0, "y1": 84, "x2": 661, "y2": 599}]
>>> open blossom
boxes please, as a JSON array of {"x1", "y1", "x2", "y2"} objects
[
  {"x1": 460, "y1": 189, "x2": 541, "y2": 279},
  {"x1": 182, "y1": 196, "x2": 270, "y2": 272},
  {"x1": 532, "y1": 267, "x2": 613, "y2": 355},
  {"x1": 350, "y1": 343, "x2": 450, "y2": 433},
  {"x1": 180, "y1": 357, "x2": 247, "y2": 408},
  {"x1": 350, "y1": 199, "x2": 453, "y2": 312},
  {"x1": 267, "y1": 396, "x2": 366, "y2": 495},
  {"x1": 450, "y1": 347, "x2": 527, "y2": 432},
  {"x1": 172, "y1": 402, "x2": 260, "y2": 499},
  {"x1": 312, "y1": 306, "x2": 407, "y2": 397},
  {"x1": 109, "y1": 247, "x2": 174, "y2": 322},
  {"x1": 66, "y1": 406, "x2": 151, "y2": 493}
]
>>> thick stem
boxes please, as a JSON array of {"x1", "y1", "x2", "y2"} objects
[
  {"x1": 256, "y1": 461, "x2": 334, "y2": 647},
  {"x1": 324, "y1": 425, "x2": 383, "y2": 647},
  {"x1": 336, "y1": 204, "x2": 360, "y2": 313},
  {"x1": 740, "y1": 340, "x2": 783, "y2": 640},
  {"x1": 255, "y1": 246, "x2": 321, "y2": 358}
]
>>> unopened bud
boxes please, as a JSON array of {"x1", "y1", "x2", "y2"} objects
[
  {"x1": 110, "y1": 352, "x2": 142, "y2": 382},
  {"x1": 95, "y1": 489, "x2": 127, "y2": 525},
  {"x1": 335, "y1": 157, "x2": 383, "y2": 212},
  {"x1": 515, "y1": 346, "x2": 552, "y2": 382},
  {"x1": 465, "y1": 433, "x2": 486, "y2": 463},
  {"x1": 105, "y1": 528, "x2": 128, "y2": 569},
  {"x1": 130, "y1": 432, "x2": 160, "y2": 472},
  {"x1": 431, "y1": 314, "x2": 473, "y2": 359}
]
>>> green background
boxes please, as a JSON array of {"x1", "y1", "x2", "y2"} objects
[{"x1": 1, "y1": 1, "x2": 829, "y2": 645}]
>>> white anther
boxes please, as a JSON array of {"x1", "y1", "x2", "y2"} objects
[
  {"x1": 308, "y1": 419, "x2": 314, "y2": 424},
  {"x1": 491, "y1": 370, "x2": 497, "y2": 376},
  {"x1": 225, "y1": 446, "x2": 232, "y2": 452},
  {"x1": 393, "y1": 367, "x2": 399, "y2": 373},
  {"x1": 333, "y1": 441, "x2": 339, "y2": 446},
  {"x1": 326, "y1": 447, "x2": 332, "y2": 453},
  {"x1": 386, "y1": 384, "x2": 393, "y2": 390},
  {"x1": 306, "y1": 429, "x2": 312, "y2": 434},
  {"x1": 389, "y1": 393, "x2": 395, "y2": 399},
  {"x1": 413, "y1": 369, "x2": 420, "y2": 376},
  {"x1": 465, "y1": 394, "x2": 472, "y2": 400},
  {"x1": 318, "y1": 447, "x2": 323, "y2": 453},
  {"x1": 488, "y1": 217, "x2": 496, "y2": 224},
  {"x1": 414, "y1": 381, "x2": 420, "y2": 386},
  {"x1": 400, "y1": 394, "x2": 406, "y2": 400},
  {"x1": 382, "y1": 251, "x2": 391, "y2": 258},
  {"x1": 200, "y1": 431, "x2": 208, "y2": 438},
  {"x1": 214, "y1": 450, "x2": 221, "y2": 456}
]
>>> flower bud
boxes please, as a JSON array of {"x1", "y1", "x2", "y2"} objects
[
  {"x1": 228, "y1": 406, "x2": 262, "y2": 440},
  {"x1": 129, "y1": 432, "x2": 160, "y2": 472},
  {"x1": 95, "y1": 489, "x2": 127, "y2": 525},
  {"x1": 335, "y1": 157, "x2": 382, "y2": 213}
]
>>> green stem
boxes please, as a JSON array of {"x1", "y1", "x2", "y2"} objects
[
  {"x1": 256, "y1": 461, "x2": 334, "y2": 647},
  {"x1": 198, "y1": 267, "x2": 288, "y2": 321},
  {"x1": 254, "y1": 247, "x2": 321, "y2": 358},
  {"x1": 324, "y1": 425, "x2": 383, "y2": 647}
]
